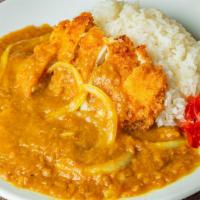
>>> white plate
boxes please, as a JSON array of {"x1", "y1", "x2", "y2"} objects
[{"x1": 0, "y1": 0, "x2": 200, "y2": 200}]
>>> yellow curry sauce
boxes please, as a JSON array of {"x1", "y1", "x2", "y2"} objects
[{"x1": 0, "y1": 26, "x2": 199, "y2": 200}]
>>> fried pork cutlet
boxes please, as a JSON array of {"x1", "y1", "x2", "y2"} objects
[
  {"x1": 48, "y1": 26, "x2": 105, "y2": 99},
  {"x1": 90, "y1": 36, "x2": 138, "y2": 128},
  {"x1": 91, "y1": 36, "x2": 167, "y2": 131},
  {"x1": 48, "y1": 21, "x2": 105, "y2": 97},
  {"x1": 123, "y1": 63, "x2": 167, "y2": 131},
  {"x1": 48, "y1": 13, "x2": 167, "y2": 131},
  {"x1": 73, "y1": 26, "x2": 105, "y2": 81},
  {"x1": 14, "y1": 12, "x2": 167, "y2": 131},
  {"x1": 15, "y1": 12, "x2": 94, "y2": 97},
  {"x1": 50, "y1": 12, "x2": 94, "y2": 62}
]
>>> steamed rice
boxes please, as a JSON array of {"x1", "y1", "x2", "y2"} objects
[{"x1": 92, "y1": 0, "x2": 200, "y2": 127}]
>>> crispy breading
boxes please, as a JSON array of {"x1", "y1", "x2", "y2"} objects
[
  {"x1": 134, "y1": 45, "x2": 152, "y2": 65},
  {"x1": 91, "y1": 36, "x2": 139, "y2": 123},
  {"x1": 91, "y1": 36, "x2": 167, "y2": 131},
  {"x1": 106, "y1": 35, "x2": 138, "y2": 82},
  {"x1": 48, "y1": 26, "x2": 105, "y2": 97},
  {"x1": 123, "y1": 64, "x2": 167, "y2": 131},
  {"x1": 48, "y1": 21, "x2": 167, "y2": 131},
  {"x1": 13, "y1": 13, "x2": 167, "y2": 131},
  {"x1": 50, "y1": 12, "x2": 94, "y2": 62},
  {"x1": 73, "y1": 26, "x2": 105, "y2": 81},
  {"x1": 15, "y1": 13, "x2": 94, "y2": 97}
]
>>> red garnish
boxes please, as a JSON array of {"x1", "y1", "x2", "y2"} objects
[
  {"x1": 179, "y1": 94, "x2": 200, "y2": 148},
  {"x1": 185, "y1": 95, "x2": 200, "y2": 121},
  {"x1": 180, "y1": 121, "x2": 200, "y2": 148}
]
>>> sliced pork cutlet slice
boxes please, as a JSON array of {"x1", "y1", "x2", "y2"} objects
[
  {"x1": 50, "y1": 12, "x2": 94, "y2": 63},
  {"x1": 91, "y1": 36, "x2": 167, "y2": 131}
]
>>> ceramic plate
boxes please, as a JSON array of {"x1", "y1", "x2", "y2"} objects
[{"x1": 0, "y1": 0, "x2": 200, "y2": 199}]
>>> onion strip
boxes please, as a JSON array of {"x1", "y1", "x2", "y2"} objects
[
  {"x1": 47, "y1": 84, "x2": 117, "y2": 146},
  {"x1": 46, "y1": 63, "x2": 117, "y2": 146},
  {"x1": 46, "y1": 62, "x2": 85, "y2": 119},
  {"x1": 82, "y1": 84, "x2": 117, "y2": 146},
  {"x1": 197, "y1": 148, "x2": 200, "y2": 155},
  {"x1": 47, "y1": 91, "x2": 87, "y2": 119},
  {"x1": 84, "y1": 151, "x2": 132, "y2": 175},
  {"x1": 44, "y1": 54, "x2": 129, "y2": 176},
  {"x1": 0, "y1": 45, "x2": 12, "y2": 81},
  {"x1": 48, "y1": 62, "x2": 84, "y2": 85},
  {"x1": 56, "y1": 151, "x2": 133, "y2": 176},
  {"x1": 152, "y1": 140, "x2": 186, "y2": 149},
  {"x1": 0, "y1": 33, "x2": 50, "y2": 82}
]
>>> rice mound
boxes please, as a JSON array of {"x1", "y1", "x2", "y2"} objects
[{"x1": 92, "y1": 0, "x2": 200, "y2": 127}]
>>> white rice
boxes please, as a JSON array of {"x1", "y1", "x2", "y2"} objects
[{"x1": 92, "y1": 0, "x2": 200, "y2": 127}]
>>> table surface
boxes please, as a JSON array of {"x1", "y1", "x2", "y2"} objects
[{"x1": 0, "y1": 0, "x2": 199, "y2": 199}]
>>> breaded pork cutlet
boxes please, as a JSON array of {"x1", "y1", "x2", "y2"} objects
[
  {"x1": 91, "y1": 36, "x2": 167, "y2": 131},
  {"x1": 15, "y1": 12, "x2": 167, "y2": 131},
  {"x1": 15, "y1": 13, "x2": 94, "y2": 97}
]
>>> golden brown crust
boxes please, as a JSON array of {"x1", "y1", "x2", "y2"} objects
[
  {"x1": 106, "y1": 35, "x2": 138, "y2": 82},
  {"x1": 73, "y1": 26, "x2": 105, "y2": 81},
  {"x1": 123, "y1": 64, "x2": 167, "y2": 131},
  {"x1": 14, "y1": 13, "x2": 94, "y2": 97},
  {"x1": 91, "y1": 36, "x2": 167, "y2": 131},
  {"x1": 13, "y1": 13, "x2": 167, "y2": 131},
  {"x1": 50, "y1": 12, "x2": 94, "y2": 62},
  {"x1": 91, "y1": 36, "x2": 139, "y2": 124}
]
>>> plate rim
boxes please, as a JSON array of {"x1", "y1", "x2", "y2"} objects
[{"x1": 0, "y1": 0, "x2": 200, "y2": 199}]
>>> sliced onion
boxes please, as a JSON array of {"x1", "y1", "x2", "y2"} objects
[
  {"x1": 46, "y1": 62, "x2": 85, "y2": 119},
  {"x1": 0, "y1": 45, "x2": 12, "y2": 81},
  {"x1": 0, "y1": 33, "x2": 50, "y2": 82},
  {"x1": 48, "y1": 62, "x2": 84, "y2": 85},
  {"x1": 84, "y1": 151, "x2": 132, "y2": 175},
  {"x1": 46, "y1": 91, "x2": 87, "y2": 119},
  {"x1": 152, "y1": 140, "x2": 186, "y2": 149},
  {"x1": 82, "y1": 84, "x2": 117, "y2": 146},
  {"x1": 197, "y1": 148, "x2": 200, "y2": 155}
]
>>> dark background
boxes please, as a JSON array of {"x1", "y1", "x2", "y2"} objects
[{"x1": 0, "y1": 0, "x2": 199, "y2": 199}]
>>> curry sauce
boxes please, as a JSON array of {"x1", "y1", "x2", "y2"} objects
[{"x1": 0, "y1": 23, "x2": 199, "y2": 200}]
